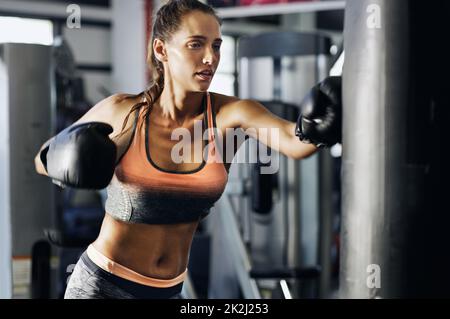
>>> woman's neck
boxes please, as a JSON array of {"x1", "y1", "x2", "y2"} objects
[{"x1": 156, "y1": 88, "x2": 205, "y2": 125}]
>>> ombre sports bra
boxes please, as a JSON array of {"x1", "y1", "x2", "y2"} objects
[{"x1": 105, "y1": 92, "x2": 228, "y2": 224}]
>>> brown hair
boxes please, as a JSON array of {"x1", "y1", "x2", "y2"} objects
[{"x1": 114, "y1": 0, "x2": 222, "y2": 140}]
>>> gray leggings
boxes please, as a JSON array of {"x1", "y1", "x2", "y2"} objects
[{"x1": 64, "y1": 251, "x2": 184, "y2": 299}]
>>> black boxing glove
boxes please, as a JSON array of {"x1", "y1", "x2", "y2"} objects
[
  {"x1": 295, "y1": 76, "x2": 342, "y2": 148},
  {"x1": 39, "y1": 122, "x2": 116, "y2": 189}
]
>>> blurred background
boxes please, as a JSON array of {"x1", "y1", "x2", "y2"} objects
[{"x1": 0, "y1": 0, "x2": 344, "y2": 299}]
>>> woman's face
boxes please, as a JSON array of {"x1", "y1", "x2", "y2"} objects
[{"x1": 158, "y1": 11, "x2": 222, "y2": 92}]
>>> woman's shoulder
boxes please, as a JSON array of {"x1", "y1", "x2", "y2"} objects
[
  {"x1": 71, "y1": 92, "x2": 142, "y2": 141},
  {"x1": 83, "y1": 93, "x2": 142, "y2": 123},
  {"x1": 209, "y1": 91, "x2": 243, "y2": 117},
  {"x1": 210, "y1": 91, "x2": 247, "y2": 128},
  {"x1": 96, "y1": 92, "x2": 142, "y2": 116},
  {"x1": 210, "y1": 91, "x2": 239, "y2": 107}
]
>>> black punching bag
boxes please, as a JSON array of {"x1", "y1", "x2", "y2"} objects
[{"x1": 341, "y1": 0, "x2": 450, "y2": 298}]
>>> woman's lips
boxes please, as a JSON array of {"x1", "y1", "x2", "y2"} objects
[{"x1": 196, "y1": 73, "x2": 212, "y2": 81}]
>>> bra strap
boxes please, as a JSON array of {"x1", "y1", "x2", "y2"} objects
[{"x1": 206, "y1": 92, "x2": 215, "y2": 142}]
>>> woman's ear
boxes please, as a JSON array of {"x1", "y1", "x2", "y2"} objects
[{"x1": 153, "y1": 38, "x2": 167, "y2": 63}]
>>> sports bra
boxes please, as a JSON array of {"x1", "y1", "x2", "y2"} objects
[{"x1": 105, "y1": 92, "x2": 228, "y2": 224}]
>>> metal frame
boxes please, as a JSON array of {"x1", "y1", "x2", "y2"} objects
[
  {"x1": 217, "y1": 1, "x2": 346, "y2": 19},
  {"x1": 219, "y1": 190, "x2": 261, "y2": 299}
]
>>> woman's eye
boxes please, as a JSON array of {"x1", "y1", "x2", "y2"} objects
[
  {"x1": 188, "y1": 42, "x2": 201, "y2": 49},
  {"x1": 213, "y1": 44, "x2": 221, "y2": 51}
]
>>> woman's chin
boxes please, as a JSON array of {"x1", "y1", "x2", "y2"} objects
[{"x1": 195, "y1": 84, "x2": 210, "y2": 92}]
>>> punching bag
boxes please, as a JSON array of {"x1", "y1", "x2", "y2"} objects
[{"x1": 341, "y1": 0, "x2": 450, "y2": 298}]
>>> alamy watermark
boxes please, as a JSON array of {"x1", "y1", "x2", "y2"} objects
[
  {"x1": 170, "y1": 119, "x2": 280, "y2": 174},
  {"x1": 366, "y1": 4, "x2": 381, "y2": 29},
  {"x1": 66, "y1": 4, "x2": 81, "y2": 29},
  {"x1": 366, "y1": 263, "x2": 381, "y2": 289}
]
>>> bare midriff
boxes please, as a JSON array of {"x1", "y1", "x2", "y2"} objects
[{"x1": 92, "y1": 213, "x2": 199, "y2": 280}]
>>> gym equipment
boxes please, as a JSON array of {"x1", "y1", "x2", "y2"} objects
[
  {"x1": 341, "y1": 0, "x2": 450, "y2": 298},
  {"x1": 208, "y1": 32, "x2": 338, "y2": 298},
  {"x1": 0, "y1": 43, "x2": 55, "y2": 298},
  {"x1": 45, "y1": 188, "x2": 104, "y2": 248},
  {"x1": 31, "y1": 240, "x2": 51, "y2": 299},
  {"x1": 251, "y1": 159, "x2": 276, "y2": 215},
  {"x1": 0, "y1": 39, "x2": 106, "y2": 299},
  {"x1": 53, "y1": 36, "x2": 93, "y2": 133}
]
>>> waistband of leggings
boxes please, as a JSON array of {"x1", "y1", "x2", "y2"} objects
[
  {"x1": 86, "y1": 244, "x2": 187, "y2": 288},
  {"x1": 80, "y1": 252, "x2": 183, "y2": 299}
]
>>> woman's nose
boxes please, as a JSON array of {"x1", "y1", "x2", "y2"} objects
[{"x1": 203, "y1": 47, "x2": 217, "y2": 65}]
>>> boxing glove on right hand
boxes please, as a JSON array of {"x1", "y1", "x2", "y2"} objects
[
  {"x1": 40, "y1": 122, "x2": 117, "y2": 189},
  {"x1": 295, "y1": 76, "x2": 342, "y2": 148}
]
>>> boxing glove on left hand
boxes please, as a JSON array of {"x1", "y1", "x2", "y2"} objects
[
  {"x1": 295, "y1": 76, "x2": 342, "y2": 148},
  {"x1": 40, "y1": 122, "x2": 117, "y2": 189}
]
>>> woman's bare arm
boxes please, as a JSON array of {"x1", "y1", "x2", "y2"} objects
[{"x1": 227, "y1": 99, "x2": 318, "y2": 160}]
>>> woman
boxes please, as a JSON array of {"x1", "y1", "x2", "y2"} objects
[{"x1": 35, "y1": 0, "x2": 338, "y2": 299}]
